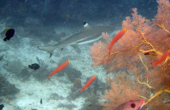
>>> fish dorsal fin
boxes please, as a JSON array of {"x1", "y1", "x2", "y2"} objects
[
  {"x1": 1, "y1": 28, "x2": 10, "y2": 34},
  {"x1": 83, "y1": 22, "x2": 91, "y2": 30}
]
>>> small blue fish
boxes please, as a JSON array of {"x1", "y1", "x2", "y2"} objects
[{"x1": 28, "y1": 63, "x2": 40, "y2": 70}]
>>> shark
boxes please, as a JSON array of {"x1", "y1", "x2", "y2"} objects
[{"x1": 38, "y1": 22, "x2": 115, "y2": 57}]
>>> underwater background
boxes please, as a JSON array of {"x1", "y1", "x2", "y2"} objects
[{"x1": 0, "y1": 0, "x2": 169, "y2": 110}]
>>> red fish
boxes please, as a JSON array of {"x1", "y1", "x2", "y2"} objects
[
  {"x1": 115, "y1": 100, "x2": 145, "y2": 110},
  {"x1": 151, "y1": 50, "x2": 170, "y2": 65},
  {"x1": 48, "y1": 60, "x2": 69, "y2": 80},
  {"x1": 109, "y1": 29, "x2": 127, "y2": 54},
  {"x1": 79, "y1": 75, "x2": 97, "y2": 92}
]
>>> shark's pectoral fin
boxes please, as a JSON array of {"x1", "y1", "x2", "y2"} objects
[
  {"x1": 37, "y1": 45, "x2": 56, "y2": 58},
  {"x1": 49, "y1": 53, "x2": 53, "y2": 58}
]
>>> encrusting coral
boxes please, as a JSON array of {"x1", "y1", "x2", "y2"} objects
[{"x1": 88, "y1": 0, "x2": 170, "y2": 109}]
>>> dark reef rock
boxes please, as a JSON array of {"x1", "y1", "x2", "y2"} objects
[
  {"x1": 17, "y1": 68, "x2": 32, "y2": 81},
  {"x1": 81, "y1": 93, "x2": 103, "y2": 110},
  {"x1": 0, "y1": 75, "x2": 20, "y2": 102},
  {"x1": 70, "y1": 78, "x2": 82, "y2": 92}
]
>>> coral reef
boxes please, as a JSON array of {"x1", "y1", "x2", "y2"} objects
[
  {"x1": 17, "y1": 67, "x2": 32, "y2": 81},
  {"x1": 67, "y1": 90, "x2": 81, "y2": 100},
  {"x1": 70, "y1": 79, "x2": 82, "y2": 92},
  {"x1": 57, "y1": 102, "x2": 77, "y2": 110},
  {"x1": 88, "y1": 0, "x2": 170, "y2": 109},
  {"x1": 48, "y1": 93, "x2": 64, "y2": 101},
  {"x1": 81, "y1": 93, "x2": 103, "y2": 110},
  {"x1": 65, "y1": 66, "x2": 82, "y2": 82},
  {"x1": 33, "y1": 67, "x2": 50, "y2": 82},
  {"x1": 3, "y1": 60, "x2": 23, "y2": 74},
  {"x1": 0, "y1": 75, "x2": 20, "y2": 102}
]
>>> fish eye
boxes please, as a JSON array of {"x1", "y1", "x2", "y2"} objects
[{"x1": 131, "y1": 103, "x2": 136, "y2": 108}]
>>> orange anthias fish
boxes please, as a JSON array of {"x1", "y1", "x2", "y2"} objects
[
  {"x1": 109, "y1": 28, "x2": 127, "y2": 54},
  {"x1": 79, "y1": 75, "x2": 97, "y2": 92},
  {"x1": 114, "y1": 100, "x2": 145, "y2": 110},
  {"x1": 151, "y1": 50, "x2": 170, "y2": 65},
  {"x1": 48, "y1": 60, "x2": 69, "y2": 80}
]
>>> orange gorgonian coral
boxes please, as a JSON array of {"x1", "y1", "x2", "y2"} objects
[{"x1": 88, "y1": 0, "x2": 170, "y2": 109}]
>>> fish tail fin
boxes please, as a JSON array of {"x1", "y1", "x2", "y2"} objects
[
  {"x1": 48, "y1": 77, "x2": 51, "y2": 80},
  {"x1": 28, "y1": 65, "x2": 31, "y2": 68},
  {"x1": 37, "y1": 45, "x2": 56, "y2": 58},
  {"x1": 79, "y1": 89, "x2": 83, "y2": 92},
  {"x1": 48, "y1": 75, "x2": 51, "y2": 80}
]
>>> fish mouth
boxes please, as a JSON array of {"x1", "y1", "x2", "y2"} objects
[{"x1": 139, "y1": 100, "x2": 145, "y2": 109}]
